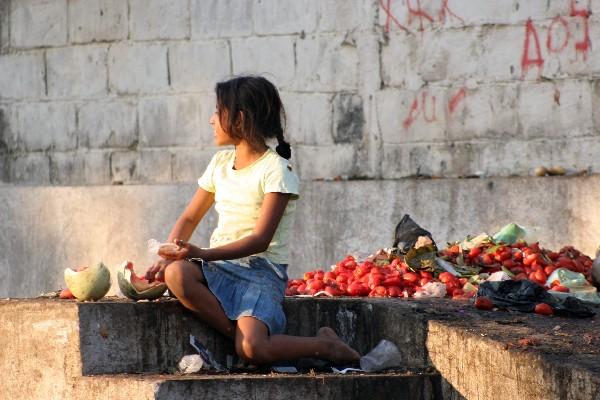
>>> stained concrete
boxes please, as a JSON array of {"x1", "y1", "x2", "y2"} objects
[
  {"x1": 1, "y1": 297, "x2": 598, "y2": 400},
  {"x1": 2, "y1": 176, "x2": 600, "y2": 298}
]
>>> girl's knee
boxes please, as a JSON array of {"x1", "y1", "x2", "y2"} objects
[{"x1": 235, "y1": 336, "x2": 271, "y2": 365}]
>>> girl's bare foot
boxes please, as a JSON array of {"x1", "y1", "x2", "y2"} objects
[{"x1": 317, "y1": 327, "x2": 361, "y2": 364}]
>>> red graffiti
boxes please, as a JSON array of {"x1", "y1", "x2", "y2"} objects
[
  {"x1": 403, "y1": 89, "x2": 465, "y2": 129},
  {"x1": 422, "y1": 92, "x2": 437, "y2": 123},
  {"x1": 379, "y1": 0, "x2": 463, "y2": 34},
  {"x1": 379, "y1": 0, "x2": 410, "y2": 34},
  {"x1": 403, "y1": 98, "x2": 420, "y2": 129},
  {"x1": 448, "y1": 88, "x2": 466, "y2": 115},
  {"x1": 407, "y1": 0, "x2": 434, "y2": 32},
  {"x1": 570, "y1": 0, "x2": 591, "y2": 59},
  {"x1": 546, "y1": 16, "x2": 570, "y2": 53},
  {"x1": 521, "y1": 19, "x2": 544, "y2": 78},
  {"x1": 438, "y1": 0, "x2": 464, "y2": 24}
]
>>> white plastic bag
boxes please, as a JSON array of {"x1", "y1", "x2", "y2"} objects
[
  {"x1": 414, "y1": 281, "x2": 446, "y2": 298},
  {"x1": 546, "y1": 268, "x2": 600, "y2": 304},
  {"x1": 360, "y1": 340, "x2": 402, "y2": 372}
]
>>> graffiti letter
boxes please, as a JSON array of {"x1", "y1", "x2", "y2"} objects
[
  {"x1": 422, "y1": 92, "x2": 437, "y2": 123},
  {"x1": 448, "y1": 88, "x2": 466, "y2": 115},
  {"x1": 403, "y1": 98, "x2": 420, "y2": 129},
  {"x1": 546, "y1": 16, "x2": 570, "y2": 53},
  {"x1": 407, "y1": 0, "x2": 434, "y2": 32},
  {"x1": 378, "y1": 0, "x2": 410, "y2": 33},
  {"x1": 570, "y1": 0, "x2": 591, "y2": 60},
  {"x1": 439, "y1": 0, "x2": 464, "y2": 24},
  {"x1": 521, "y1": 19, "x2": 544, "y2": 79}
]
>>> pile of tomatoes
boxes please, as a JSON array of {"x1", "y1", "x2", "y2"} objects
[
  {"x1": 286, "y1": 255, "x2": 473, "y2": 299},
  {"x1": 440, "y1": 242, "x2": 594, "y2": 288},
  {"x1": 286, "y1": 242, "x2": 594, "y2": 302}
]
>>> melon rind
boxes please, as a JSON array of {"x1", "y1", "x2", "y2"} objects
[
  {"x1": 117, "y1": 263, "x2": 167, "y2": 301},
  {"x1": 64, "y1": 262, "x2": 111, "y2": 301}
]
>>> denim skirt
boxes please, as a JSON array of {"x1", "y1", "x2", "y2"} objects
[{"x1": 194, "y1": 257, "x2": 288, "y2": 335}]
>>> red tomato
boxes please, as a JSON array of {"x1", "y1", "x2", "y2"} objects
[
  {"x1": 324, "y1": 271, "x2": 336, "y2": 283},
  {"x1": 308, "y1": 279, "x2": 325, "y2": 291},
  {"x1": 285, "y1": 287, "x2": 299, "y2": 296},
  {"x1": 468, "y1": 247, "x2": 482, "y2": 259},
  {"x1": 403, "y1": 272, "x2": 419, "y2": 283},
  {"x1": 514, "y1": 272, "x2": 528, "y2": 281},
  {"x1": 481, "y1": 254, "x2": 494, "y2": 265},
  {"x1": 438, "y1": 272, "x2": 455, "y2": 283},
  {"x1": 502, "y1": 259, "x2": 516, "y2": 269},
  {"x1": 347, "y1": 282, "x2": 369, "y2": 296},
  {"x1": 511, "y1": 266, "x2": 524, "y2": 274},
  {"x1": 534, "y1": 303, "x2": 554, "y2": 315},
  {"x1": 544, "y1": 265, "x2": 557, "y2": 276},
  {"x1": 475, "y1": 297, "x2": 494, "y2": 310},
  {"x1": 374, "y1": 286, "x2": 388, "y2": 296},
  {"x1": 448, "y1": 244, "x2": 461, "y2": 254},
  {"x1": 451, "y1": 288, "x2": 464, "y2": 298},
  {"x1": 382, "y1": 276, "x2": 402, "y2": 287},
  {"x1": 387, "y1": 286, "x2": 402, "y2": 297},
  {"x1": 420, "y1": 271, "x2": 433, "y2": 279},
  {"x1": 325, "y1": 286, "x2": 345, "y2": 297},
  {"x1": 534, "y1": 270, "x2": 548, "y2": 283},
  {"x1": 59, "y1": 288, "x2": 75, "y2": 299},
  {"x1": 297, "y1": 283, "x2": 307, "y2": 293},
  {"x1": 523, "y1": 253, "x2": 538, "y2": 266},
  {"x1": 419, "y1": 277, "x2": 431, "y2": 287},
  {"x1": 344, "y1": 260, "x2": 357, "y2": 269},
  {"x1": 552, "y1": 285, "x2": 569, "y2": 293},
  {"x1": 513, "y1": 250, "x2": 523, "y2": 261},
  {"x1": 336, "y1": 274, "x2": 349, "y2": 284},
  {"x1": 303, "y1": 271, "x2": 315, "y2": 281}
]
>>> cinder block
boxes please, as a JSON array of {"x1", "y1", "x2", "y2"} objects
[
  {"x1": 78, "y1": 100, "x2": 137, "y2": 148},
  {"x1": 130, "y1": 0, "x2": 189, "y2": 41},
  {"x1": 139, "y1": 150, "x2": 172, "y2": 183},
  {"x1": 280, "y1": 92, "x2": 333, "y2": 146},
  {"x1": 10, "y1": 0, "x2": 67, "y2": 48},
  {"x1": 447, "y1": 84, "x2": 519, "y2": 141},
  {"x1": 9, "y1": 153, "x2": 50, "y2": 184},
  {"x1": 0, "y1": 53, "x2": 45, "y2": 99},
  {"x1": 294, "y1": 34, "x2": 359, "y2": 91},
  {"x1": 479, "y1": 139, "x2": 552, "y2": 177},
  {"x1": 294, "y1": 144, "x2": 356, "y2": 180},
  {"x1": 68, "y1": 0, "x2": 128, "y2": 43},
  {"x1": 111, "y1": 150, "x2": 172, "y2": 184},
  {"x1": 0, "y1": 152, "x2": 7, "y2": 182},
  {"x1": 82, "y1": 150, "x2": 111, "y2": 184},
  {"x1": 139, "y1": 95, "x2": 213, "y2": 148},
  {"x1": 479, "y1": 25, "x2": 531, "y2": 82},
  {"x1": 171, "y1": 147, "x2": 218, "y2": 182},
  {"x1": 108, "y1": 44, "x2": 168, "y2": 94},
  {"x1": 231, "y1": 36, "x2": 295, "y2": 89},
  {"x1": 0, "y1": 0, "x2": 9, "y2": 52},
  {"x1": 15, "y1": 102, "x2": 77, "y2": 151},
  {"x1": 318, "y1": 0, "x2": 374, "y2": 32},
  {"x1": 47, "y1": 45, "x2": 108, "y2": 98},
  {"x1": 169, "y1": 41, "x2": 230, "y2": 92},
  {"x1": 549, "y1": 137, "x2": 600, "y2": 173},
  {"x1": 190, "y1": 0, "x2": 253, "y2": 39},
  {"x1": 380, "y1": 32, "x2": 423, "y2": 89},
  {"x1": 0, "y1": 105, "x2": 17, "y2": 150},
  {"x1": 376, "y1": 87, "x2": 446, "y2": 144},
  {"x1": 593, "y1": 80, "x2": 600, "y2": 134},
  {"x1": 253, "y1": 0, "x2": 318, "y2": 35},
  {"x1": 381, "y1": 142, "x2": 481, "y2": 179},
  {"x1": 518, "y1": 80, "x2": 593, "y2": 139},
  {"x1": 333, "y1": 93, "x2": 364, "y2": 143},
  {"x1": 50, "y1": 151, "x2": 85, "y2": 184}
]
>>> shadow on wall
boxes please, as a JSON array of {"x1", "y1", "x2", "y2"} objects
[{"x1": 0, "y1": 109, "x2": 8, "y2": 182}]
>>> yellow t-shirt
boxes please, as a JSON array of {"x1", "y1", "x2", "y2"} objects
[{"x1": 198, "y1": 148, "x2": 300, "y2": 265}]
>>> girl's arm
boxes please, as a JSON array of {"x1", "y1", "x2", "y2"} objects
[
  {"x1": 160, "y1": 192, "x2": 290, "y2": 262},
  {"x1": 166, "y1": 188, "x2": 215, "y2": 243}
]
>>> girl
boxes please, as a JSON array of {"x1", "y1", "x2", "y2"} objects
[{"x1": 145, "y1": 76, "x2": 360, "y2": 366}]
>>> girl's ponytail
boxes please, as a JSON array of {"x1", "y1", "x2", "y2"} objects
[{"x1": 275, "y1": 131, "x2": 291, "y2": 160}]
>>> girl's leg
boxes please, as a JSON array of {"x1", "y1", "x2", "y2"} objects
[
  {"x1": 235, "y1": 316, "x2": 360, "y2": 365},
  {"x1": 164, "y1": 260, "x2": 236, "y2": 339}
]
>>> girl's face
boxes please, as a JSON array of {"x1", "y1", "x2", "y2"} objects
[{"x1": 210, "y1": 107, "x2": 236, "y2": 146}]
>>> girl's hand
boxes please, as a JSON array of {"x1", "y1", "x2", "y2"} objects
[
  {"x1": 158, "y1": 239, "x2": 199, "y2": 260},
  {"x1": 145, "y1": 258, "x2": 172, "y2": 282}
]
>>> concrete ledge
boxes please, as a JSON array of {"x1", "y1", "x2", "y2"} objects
[
  {"x1": 1, "y1": 297, "x2": 599, "y2": 399},
  {"x1": 2, "y1": 176, "x2": 600, "y2": 298}
]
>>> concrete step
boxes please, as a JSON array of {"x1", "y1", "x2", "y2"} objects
[{"x1": 75, "y1": 371, "x2": 445, "y2": 400}]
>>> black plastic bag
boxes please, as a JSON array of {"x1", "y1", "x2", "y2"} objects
[
  {"x1": 477, "y1": 280, "x2": 595, "y2": 318},
  {"x1": 392, "y1": 214, "x2": 437, "y2": 254}
]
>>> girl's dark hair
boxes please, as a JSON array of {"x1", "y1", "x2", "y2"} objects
[{"x1": 215, "y1": 76, "x2": 291, "y2": 159}]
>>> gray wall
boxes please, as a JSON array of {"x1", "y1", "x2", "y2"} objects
[
  {"x1": 1, "y1": 0, "x2": 599, "y2": 183},
  {"x1": 1, "y1": 1, "x2": 600, "y2": 297}
]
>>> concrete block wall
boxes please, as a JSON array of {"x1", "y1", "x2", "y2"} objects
[{"x1": 1, "y1": 0, "x2": 598, "y2": 185}]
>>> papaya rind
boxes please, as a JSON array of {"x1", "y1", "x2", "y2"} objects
[
  {"x1": 117, "y1": 266, "x2": 167, "y2": 301},
  {"x1": 64, "y1": 262, "x2": 111, "y2": 301}
]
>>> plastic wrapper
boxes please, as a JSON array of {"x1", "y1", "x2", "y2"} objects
[
  {"x1": 477, "y1": 280, "x2": 595, "y2": 318},
  {"x1": 392, "y1": 214, "x2": 437, "y2": 254},
  {"x1": 486, "y1": 271, "x2": 513, "y2": 282},
  {"x1": 413, "y1": 281, "x2": 447, "y2": 298},
  {"x1": 359, "y1": 340, "x2": 402, "y2": 372},
  {"x1": 546, "y1": 268, "x2": 600, "y2": 304}
]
